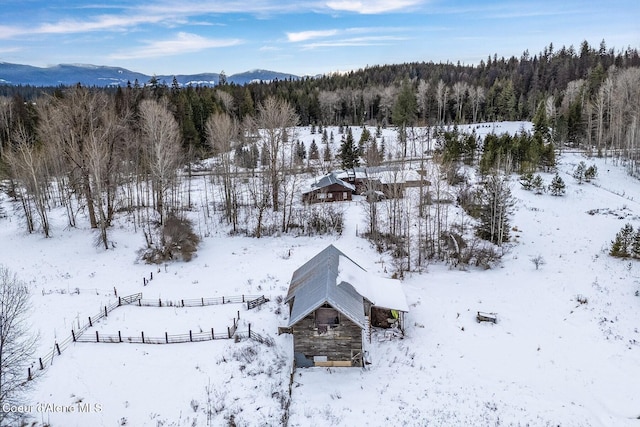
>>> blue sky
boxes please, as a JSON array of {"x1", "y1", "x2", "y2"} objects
[{"x1": 0, "y1": 0, "x2": 638, "y2": 76}]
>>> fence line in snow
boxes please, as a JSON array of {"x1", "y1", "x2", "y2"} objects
[{"x1": 26, "y1": 292, "x2": 270, "y2": 381}]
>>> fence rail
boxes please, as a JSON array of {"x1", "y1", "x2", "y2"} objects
[
  {"x1": 27, "y1": 292, "x2": 269, "y2": 381},
  {"x1": 134, "y1": 294, "x2": 264, "y2": 308}
]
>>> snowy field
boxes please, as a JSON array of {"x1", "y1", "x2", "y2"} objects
[{"x1": 1, "y1": 122, "x2": 640, "y2": 426}]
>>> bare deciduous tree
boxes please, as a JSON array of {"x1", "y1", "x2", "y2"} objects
[
  {"x1": 206, "y1": 112, "x2": 239, "y2": 230},
  {"x1": 138, "y1": 98, "x2": 183, "y2": 225},
  {"x1": 0, "y1": 266, "x2": 37, "y2": 427},
  {"x1": 5, "y1": 127, "x2": 50, "y2": 237},
  {"x1": 254, "y1": 97, "x2": 298, "y2": 213}
]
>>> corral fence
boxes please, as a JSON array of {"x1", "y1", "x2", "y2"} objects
[
  {"x1": 76, "y1": 310, "x2": 241, "y2": 344},
  {"x1": 27, "y1": 292, "x2": 270, "y2": 382}
]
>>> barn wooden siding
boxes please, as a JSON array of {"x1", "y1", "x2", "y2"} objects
[{"x1": 292, "y1": 310, "x2": 363, "y2": 367}]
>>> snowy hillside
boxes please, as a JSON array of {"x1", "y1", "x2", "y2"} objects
[{"x1": 1, "y1": 123, "x2": 640, "y2": 426}]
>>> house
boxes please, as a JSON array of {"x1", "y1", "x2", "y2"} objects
[
  {"x1": 283, "y1": 245, "x2": 409, "y2": 368},
  {"x1": 301, "y1": 173, "x2": 356, "y2": 204},
  {"x1": 335, "y1": 167, "x2": 427, "y2": 198}
]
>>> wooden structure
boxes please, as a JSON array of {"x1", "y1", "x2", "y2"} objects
[
  {"x1": 476, "y1": 311, "x2": 498, "y2": 324},
  {"x1": 283, "y1": 245, "x2": 408, "y2": 368},
  {"x1": 335, "y1": 167, "x2": 426, "y2": 199},
  {"x1": 302, "y1": 173, "x2": 355, "y2": 204}
]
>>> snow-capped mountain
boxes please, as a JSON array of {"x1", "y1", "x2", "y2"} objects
[{"x1": 0, "y1": 62, "x2": 300, "y2": 87}]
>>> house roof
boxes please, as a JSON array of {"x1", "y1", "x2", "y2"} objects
[
  {"x1": 285, "y1": 245, "x2": 409, "y2": 328},
  {"x1": 335, "y1": 167, "x2": 422, "y2": 185},
  {"x1": 301, "y1": 173, "x2": 356, "y2": 195}
]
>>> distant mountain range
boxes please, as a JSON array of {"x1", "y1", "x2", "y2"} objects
[{"x1": 0, "y1": 62, "x2": 301, "y2": 87}]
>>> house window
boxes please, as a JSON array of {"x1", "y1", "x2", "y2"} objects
[
  {"x1": 315, "y1": 307, "x2": 339, "y2": 333},
  {"x1": 317, "y1": 193, "x2": 326, "y2": 199},
  {"x1": 328, "y1": 193, "x2": 333, "y2": 198},
  {"x1": 343, "y1": 192, "x2": 348, "y2": 199}
]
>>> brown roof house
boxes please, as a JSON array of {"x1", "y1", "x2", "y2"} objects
[
  {"x1": 282, "y1": 245, "x2": 408, "y2": 368},
  {"x1": 301, "y1": 173, "x2": 355, "y2": 204}
]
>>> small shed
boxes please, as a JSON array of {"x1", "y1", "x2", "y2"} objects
[
  {"x1": 301, "y1": 173, "x2": 356, "y2": 204},
  {"x1": 283, "y1": 245, "x2": 408, "y2": 368}
]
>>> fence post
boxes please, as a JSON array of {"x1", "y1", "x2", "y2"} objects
[
  {"x1": 211, "y1": 328, "x2": 214, "y2": 340},
  {"x1": 189, "y1": 330, "x2": 193, "y2": 342},
  {"x1": 227, "y1": 327, "x2": 231, "y2": 339},
  {"x1": 39, "y1": 358, "x2": 44, "y2": 370},
  {"x1": 201, "y1": 297, "x2": 204, "y2": 306},
  {"x1": 249, "y1": 323, "x2": 251, "y2": 338},
  {"x1": 88, "y1": 317, "x2": 92, "y2": 327},
  {"x1": 237, "y1": 310, "x2": 240, "y2": 320},
  {"x1": 72, "y1": 330, "x2": 76, "y2": 342},
  {"x1": 118, "y1": 331, "x2": 122, "y2": 343},
  {"x1": 28, "y1": 368, "x2": 32, "y2": 381},
  {"x1": 138, "y1": 298, "x2": 141, "y2": 306},
  {"x1": 222, "y1": 296, "x2": 225, "y2": 304},
  {"x1": 181, "y1": 299, "x2": 184, "y2": 307},
  {"x1": 242, "y1": 294, "x2": 245, "y2": 303},
  {"x1": 118, "y1": 297, "x2": 122, "y2": 306},
  {"x1": 114, "y1": 287, "x2": 117, "y2": 297},
  {"x1": 55, "y1": 343, "x2": 61, "y2": 356},
  {"x1": 159, "y1": 298, "x2": 162, "y2": 307},
  {"x1": 165, "y1": 332, "x2": 168, "y2": 344},
  {"x1": 104, "y1": 306, "x2": 108, "y2": 317},
  {"x1": 142, "y1": 331, "x2": 145, "y2": 344},
  {"x1": 96, "y1": 331, "x2": 99, "y2": 343}
]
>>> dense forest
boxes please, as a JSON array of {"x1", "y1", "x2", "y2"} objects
[{"x1": 0, "y1": 39, "x2": 639, "y2": 273}]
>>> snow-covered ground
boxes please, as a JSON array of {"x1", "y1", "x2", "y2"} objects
[{"x1": 1, "y1": 123, "x2": 640, "y2": 426}]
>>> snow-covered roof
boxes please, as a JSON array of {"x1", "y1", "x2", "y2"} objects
[
  {"x1": 301, "y1": 173, "x2": 356, "y2": 195},
  {"x1": 285, "y1": 245, "x2": 408, "y2": 328},
  {"x1": 336, "y1": 254, "x2": 409, "y2": 312},
  {"x1": 335, "y1": 167, "x2": 422, "y2": 185}
]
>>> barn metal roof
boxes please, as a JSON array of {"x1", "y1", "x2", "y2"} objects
[
  {"x1": 285, "y1": 245, "x2": 367, "y2": 329},
  {"x1": 301, "y1": 173, "x2": 356, "y2": 194}
]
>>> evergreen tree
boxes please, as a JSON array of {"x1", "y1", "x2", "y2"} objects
[
  {"x1": 584, "y1": 164, "x2": 598, "y2": 182},
  {"x1": 610, "y1": 223, "x2": 634, "y2": 258},
  {"x1": 520, "y1": 172, "x2": 534, "y2": 190},
  {"x1": 632, "y1": 229, "x2": 640, "y2": 258},
  {"x1": 309, "y1": 139, "x2": 320, "y2": 160},
  {"x1": 573, "y1": 161, "x2": 586, "y2": 183},
  {"x1": 338, "y1": 127, "x2": 360, "y2": 170},
  {"x1": 330, "y1": 131, "x2": 335, "y2": 144},
  {"x1": 310, "y1": 123, "x2": 316, "y2": 134},
  {"x1": 476, "y1": 172, "x2": 513, "y2": 245},
  {"x1": 294, "y1": 140, "x2": 307, "y2": 165},
  {"x1": 549, "y1": 173, "x2": 566, "y2": 196},
  {"x1": 322, "y1": 129, "x2": 328, "y2": 145},
  {"x1": 532, "y1": 174, "x2": 545, "y2": 194},
  {"x1": 392, "y1": 81, "x2": 418, "y2": 126}
]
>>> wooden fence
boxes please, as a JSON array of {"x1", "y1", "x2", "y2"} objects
[
  {"x1": 133, "y1": 294, "x2": 264, "y2": 308},
  {"x1": 77, "y1": 311, "x2": 241, "y2": 344},
  {"x1": 27, "y1": 292, "x2": 269, "y2": 381}
]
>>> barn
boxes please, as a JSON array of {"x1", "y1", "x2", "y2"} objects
[
  {"x1": 301, "y1": 173, "x2": 355, "y2": 204},
  {"x1": 283, "y1": 245, "x2": 408, "y2": 368}
]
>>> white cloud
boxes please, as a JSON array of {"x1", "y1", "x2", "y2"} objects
[
  {"x1": 110, "y1": 32, "x2": 243, "y2": 60},
  {"x1": 302, "y1": 35, "x2": 408, "y2": 49},
  {"x1": 286, "y1": 29, "x2": 339, "y2": 42},
  {"x1": 325, "y1": 0, "x2": 424, "y2": 14}
]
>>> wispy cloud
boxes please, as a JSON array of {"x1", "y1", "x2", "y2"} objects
[
  {"x1": 36, "y1": 15, "x2": 167, "y2": 35},
  {"x1": 110, "y1": 32, "x2": 243, "y2": 59},
  {"x1": 287, "y1": 26, "x2": 411, "y2": 43},
  {"x1": 286, "y1": 29, "x2": 339, "y2": 42},
  {"x1": 302, "y1": 35, "x2": 408, "y2": 49},
  {"x1": 325, "y1": 0, "x2": 425, "y2": 14}
]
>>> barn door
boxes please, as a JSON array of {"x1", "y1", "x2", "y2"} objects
[{"x1": 351, "y1": 349, "x2": 362, "y2": 367}]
